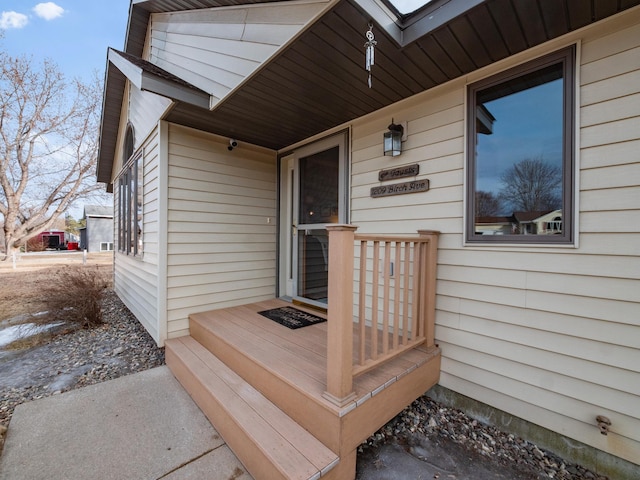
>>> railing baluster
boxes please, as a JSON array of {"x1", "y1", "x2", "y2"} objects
[
  {"x1": 411, "y1": 241, "x2": 420, "y2": 341},
  {"x1": 371, "y1": 241, "x2": 379, "y2": 360},
  {"x1": 402, "y1": 241, "x2": 411, "y2": 345},
  {"x1": 393, "y1": 241, "x2": 401, "y2": 350},
  {"x1": 358, "y1": 240, "x2": 367, "y2": 366},
  {"x1": 382, "y1": 241, "x2": 391, "y2": 355},
  {"x1": 418, "y1": 240, "x2": 428, "y2": 338}
]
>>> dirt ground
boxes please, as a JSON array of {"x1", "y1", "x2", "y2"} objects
[{"x1": 0, "y1": 253, "x2": 113, "y2": 323}]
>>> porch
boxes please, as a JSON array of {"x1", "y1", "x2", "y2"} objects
[{"x1": 165, "y1": 228, "x2": 441, "y2": 480}]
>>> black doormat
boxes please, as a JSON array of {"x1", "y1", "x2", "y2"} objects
[{"x1": 257, "y1": 306, "x2": 326, "y2": 330}]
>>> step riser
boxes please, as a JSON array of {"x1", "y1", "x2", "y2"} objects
[
  {"x1": 166, "y1": 345, "x2": 294, "y2": 480},
  {"x1": 190, "y1": 319, "x2": 342, "y2": 452},
  {"x1": 166, "y1": 337, "x2": 341, "y2": 480}
]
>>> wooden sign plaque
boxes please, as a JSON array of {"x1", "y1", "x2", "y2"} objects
[
  {"x1": 378, "y1": 164, "x2": 420, "y2": 182},
  {"x1": 370, "y1": 179, "x2": 430, "y2": 198}
]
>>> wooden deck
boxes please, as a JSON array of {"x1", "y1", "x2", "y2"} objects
[{"x1": 166, "y1": 298, "x2": 441, "y2": 480}]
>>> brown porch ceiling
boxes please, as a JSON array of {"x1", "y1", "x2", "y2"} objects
[
  {"x1": 98, "y1": 0, "x2": 640, "y2": 184},
  {"x1": 163, "y1": 0, "x2": 640, "y2": 150}
]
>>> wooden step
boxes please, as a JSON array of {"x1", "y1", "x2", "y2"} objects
[
  {"x1": 187, "y1": 304, "x2": 343, "y2": 451},
  {"x1": 165, "y1": 336, "x2": 339, "y2": 480}
]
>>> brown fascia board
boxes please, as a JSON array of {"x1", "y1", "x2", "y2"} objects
[
  {"x1": 96, "y1": 59, "x2": 125, "y2": 191},
  {"x1": 97, "y1": 0, "x2": 272, "y2": 191},
  {"x1": 108, "y1": 49, "x2": 210, "y2": 109},
  {"x1": 96, "y1": 48, "x2": 210, "y2": 190}
]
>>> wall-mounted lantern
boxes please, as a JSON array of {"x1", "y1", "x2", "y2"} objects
[{"x1": 383, "y1": 120, "x2": 404, "y2": 157}]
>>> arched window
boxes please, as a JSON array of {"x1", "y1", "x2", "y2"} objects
[
  {"x1": 123, "y1": 123, "x2": 135, "y2": 161},
  {"x1": 117, "y1": 123, "x2": 143, "y2": 257}
]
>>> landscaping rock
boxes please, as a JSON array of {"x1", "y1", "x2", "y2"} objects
[
  {"x1": 0, "y1": 290, "x2": 165, "y2": 429},
  {"x1": 0, "y1": 289, "x2": 609, "y2": 479}
]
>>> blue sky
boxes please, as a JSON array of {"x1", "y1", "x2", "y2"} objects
[
  {"x1": 0, "y1": 0, "x2": 426, "y2": 79},
  {"x1": 476, "y1": 80, "x2": 564, "y2": 196},
  {"x1": 1, "y1": 1, "x2": 130, "y2": 81},
  {"x1": 1, "y1": 1, "x2": 131, "y2": 218}
]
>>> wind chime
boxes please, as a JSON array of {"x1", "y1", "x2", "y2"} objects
[{"x1": 364, "y1": 23, "x2": 376, "y2": 88}]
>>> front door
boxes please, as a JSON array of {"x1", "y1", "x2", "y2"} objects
[{"x1": 279, "y1": 133, "x2": 348, "y2": 307}]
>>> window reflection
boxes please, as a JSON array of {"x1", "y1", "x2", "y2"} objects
[{"x1": 473, "y1": 61, "x2": 566, "y2": 237}]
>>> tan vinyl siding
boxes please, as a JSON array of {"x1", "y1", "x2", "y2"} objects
[
  {"x1": 128, "y1": 85, "x2": 171, "y2": 150},
  {"x1": 148, "y1": 1, "x2": 329, "y2": 106},
  {"x1": 114, "y1": 125, "x2": 161, "y2": 344},
  {"x1": 165, "y1": 123, "x2": 277, "y2": 338},
  {"x1": 109, "y1": 83, "x2": 131, "y2": 181},
  {"x1": 349, "y1": 15, "x2": 640, "y2": 464}
]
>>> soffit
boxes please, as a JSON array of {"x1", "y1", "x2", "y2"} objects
[
  {"x1": 99, "y1": 0, "x2": 640, "y2": 184},
  {"x1": 162, "y1": 0, "x2": 640, "y2": 150}
]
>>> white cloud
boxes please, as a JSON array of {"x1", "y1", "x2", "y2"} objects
[
  {"x1": 0, "y1": 11, "x2": 29, "y2": 29},
  {"x1": 33, "y1": 2, "x2": 64, "y2": 21}
]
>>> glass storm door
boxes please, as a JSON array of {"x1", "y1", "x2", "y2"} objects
[{"x1": 279, "y1": 134, "x2": 347, "y2": 307}]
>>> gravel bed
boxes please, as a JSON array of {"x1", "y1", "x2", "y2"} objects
[
  {"x1": 0, "y1": 291, "x2": 607, "y2": 479},
  {"x1": 360, "y1": 396, "x2": 608, "y2": 480},
  {"x1": 0, "y1": 290, "x2": 165, "y2": 429}
]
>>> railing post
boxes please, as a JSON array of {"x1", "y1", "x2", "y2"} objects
[
  {"x1": 418, "y1": 230, "x2": 440, "y2": 348},
  {"x1": 323, "y1": 224, "x2": 358, "y2": 407}
]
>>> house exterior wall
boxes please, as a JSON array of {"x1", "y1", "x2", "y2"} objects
[
  {"x1": 105, "y1": 1, "x2": 639, "y2": 467},
  {"x1": 109, "y1": 75, "x2": 172, "y2": 345},
  {"x1": 348, "y1": 12, "x2": 639, "y2": 465},
  {"x1": 129, "y1": 82, "x2": 172, "y2": 147},
  {"x1": 165, "y1": 123, "x2": 277, "y2": 339},
  {"x1": 113, "y1": 121, "x2": 162, "y2": 344},
  {"x1": 148, "y1": 0, "x2": 330, "y2": 107},
  {"x1": 110, "y1": 82, "x2": 170, "y2": 180}
]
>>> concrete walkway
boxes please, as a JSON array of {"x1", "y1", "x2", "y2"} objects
[
  {"x1": 0, "y1": 366, "x2": 537, "y2": 480},
  {"x1": 0, "y1": 366, "x2": 252, "y2": 480}
]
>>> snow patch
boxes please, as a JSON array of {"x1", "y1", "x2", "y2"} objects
[{"x1": 0, "y1": 322, "x2": 63, "y2": 349}]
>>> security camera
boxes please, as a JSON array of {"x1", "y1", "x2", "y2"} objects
[{"x1": 228, "y1": 139, "x2": 238, "y2": 151}]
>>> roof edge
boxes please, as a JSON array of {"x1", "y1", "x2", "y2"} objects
[{"x1": 109, "y1": 49, "x2": 210, "y2": 109}]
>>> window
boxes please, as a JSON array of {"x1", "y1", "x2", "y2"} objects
[
  {"x1": 385, "y1": 0, "x2": 433, "y2": 15},
  {"x1": 123, "y1": 123, "x2": 134, "y2": 160},
  {"x1": 466, "y1": 46, "x2": 575, "y2": 244},
  {"x1": 117, "y1": 125, "x2": 143, "y2": 256},
  {"x1": 117, "y1": 155, "x2": 143, "y2": 255},
  {"x1": 100, "y1": 242, "x2": 114, "y2": 252}
]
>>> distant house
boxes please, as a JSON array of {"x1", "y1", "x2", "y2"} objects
[
  {"x1": 96, "y1": 1, "x2": 640, "y2": 479},
  {"x1": 79, "y1": 206, "x2": 114, "y2": 252},
  {"x1": 478, "y1": 210, "x2": 564, "y2": 236},
  {"x1": 533, "y1": 209, "x2": 563, "y2": 235},
  {"x1": 474, "y1": 216, "x2": 511, "y2": 236},
  {"x1": 511, "y1": 211, "x2": 552, "y2": 235}
]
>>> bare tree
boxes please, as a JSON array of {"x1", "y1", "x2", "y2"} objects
[
  {"x1": 0, "y1": 51, "x2": 106, "y2": 258},
  {"x1": 475, "y1": 190, "x2": 502, "y2": 217},
  {"x1": 499, "y1": 156, "x2": 562, "y2": 213}
]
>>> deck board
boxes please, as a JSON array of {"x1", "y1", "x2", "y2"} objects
[
  {"x1": 190, "y1": 299, "x2": 439, "y2": 411},
  {"x1": 192, "y1": 308, "x2": 328, "y2": 398},
  {"x1": 230, "y1": 304, "x2": 328, "y2": 357},
  {"x1": 167, "y1": 336, "x2": 338, "y2": 479}
]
